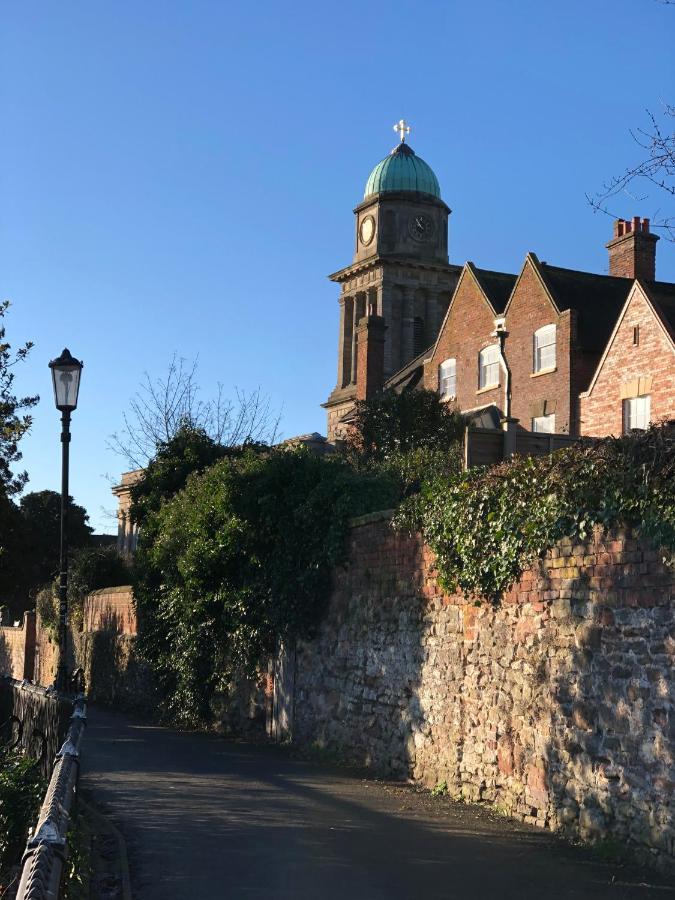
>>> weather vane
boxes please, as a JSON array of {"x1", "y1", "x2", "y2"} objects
[{"x1": 393, "y1": 119, "x2": 411, "y2": 143}]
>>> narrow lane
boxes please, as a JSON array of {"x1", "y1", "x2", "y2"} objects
[{"x1": 81, "y1": 707, "x2": 672, "y2": 900}]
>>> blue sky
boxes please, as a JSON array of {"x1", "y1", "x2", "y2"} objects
[{"x1": 1, "y1": 0, "x2": 674, "y2": 532}]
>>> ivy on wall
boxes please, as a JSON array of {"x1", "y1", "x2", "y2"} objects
[{"x1": 396, "y1": 423, "x2": 675, "y2": 601}]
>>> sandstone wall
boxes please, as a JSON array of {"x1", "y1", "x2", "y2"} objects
[{"x1": 294, "y1": 514, "x2": 675, "y2": 870}]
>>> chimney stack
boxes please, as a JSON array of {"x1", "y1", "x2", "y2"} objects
[
  {"x1": 355, "y1": 314, "x2": 386, "y2": 401},
  {"x1": 606, "y1": 217, "x2": 659, "y2": 281}
]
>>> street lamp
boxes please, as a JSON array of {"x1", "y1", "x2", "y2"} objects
[{"x1": 48, "y1": 349, "x2": 83, "y2": 693}]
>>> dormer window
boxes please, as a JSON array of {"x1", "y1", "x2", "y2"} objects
[
  {"x1": 439, "y1": 359, "x2": 456, "y2": 399},
  {"x1": 479, "y1": 345, "x2": 500, "y2": 389},
  {"x1": 533, "y1": 324, "x2": 556, "y2": 373}
]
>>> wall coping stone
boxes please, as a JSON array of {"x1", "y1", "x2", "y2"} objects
[
  {"x1": 88, "y1": 585, "x2": 134, "y2": 596},
  {"x1": 349, "y1": 509, "x2": 396, "y2": 528}
]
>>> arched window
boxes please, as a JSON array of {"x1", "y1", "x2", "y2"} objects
[
  {"x1": 413, "y1": 317, "x2": 425, "y2": 357},
  {"x1": 439, "y1": 359, "x2": 456, "y2": 399},
  {"x1": 479, "y1": 345, "x2": 500, "y2": 389},
  {"x1": 533, "y1": 324, "x2": 556, "y2": 373}
]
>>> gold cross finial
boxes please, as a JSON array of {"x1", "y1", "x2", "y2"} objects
[{"x1": 393, "y1": 119, "x2": 411, "y2": 143}]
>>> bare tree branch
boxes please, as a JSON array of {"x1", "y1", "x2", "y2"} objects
[
  {"x1": 589, "y1": 103, "x2": 675, "y2": 240},
  {"x1": 109, "y1": 353, "x2": 281, "y2": 468}
]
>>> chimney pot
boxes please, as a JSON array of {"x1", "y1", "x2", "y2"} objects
[{"x1": 606, "y1": 215, "x2": 659, "y2": 280}]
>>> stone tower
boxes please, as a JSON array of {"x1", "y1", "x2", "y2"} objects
[{"x1": 323, "y1": 124, "x2": 461, "y2": 441}]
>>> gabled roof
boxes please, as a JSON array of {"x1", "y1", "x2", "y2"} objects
[
  {"x1": 383, "y1": 346, "x2": 431, "y2": 393},
  {"x1": 534, "y1": 261, "x2": 633, "y2": 352},
  {"x1": 470, "y1": 266, "x2": 517, "y2": 314},
  {"x1": 581, "y1": 280, "x2": 675, "y2": 398},
  {"x1": 429, "y1": 262, "x2": 517, "y2": 361}
]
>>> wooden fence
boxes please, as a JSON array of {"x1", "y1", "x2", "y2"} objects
[{"x1": 464, "y1": 427, "x2": 593, "y2": 470}]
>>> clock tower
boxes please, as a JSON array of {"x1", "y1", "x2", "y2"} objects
[{"x1": 323, "y1": 122, "x2": 461, "y2": 442}]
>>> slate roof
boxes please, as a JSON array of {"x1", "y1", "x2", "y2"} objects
[
  {"x1": 383, "y1": 346, "x2": 431, "y2": 393},
  {"x1": 535, "y1": 262, "x2": 633, "y2": 353},
  {"x1": 646, "y1": 280, "x2": 675, "y2": 342},
  {"x1": 470, "y1": 266, "x2": 517, "y2": 314}
]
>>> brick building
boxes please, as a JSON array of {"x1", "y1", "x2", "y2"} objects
[
  {"x1": 580, "y1": 280, "x2": 675, "y2": 435},
  {"x1": 324, "y1": 129, "x2": 675, "y2": 439}
]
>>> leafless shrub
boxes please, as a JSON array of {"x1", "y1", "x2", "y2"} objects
[{"x1": 110, "y1": 354, "x2": 280, "y2": 468}]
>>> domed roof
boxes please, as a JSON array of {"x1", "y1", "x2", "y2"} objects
[{"x1": 364, "y1": 143, "x2": 441, "y2": 200}]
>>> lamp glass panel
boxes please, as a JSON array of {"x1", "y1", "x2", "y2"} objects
[{"x1": 52, "y1": 365, "x2": 81, "y2": 410}]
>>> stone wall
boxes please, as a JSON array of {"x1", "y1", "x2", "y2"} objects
[
  {"x1": 293, "y1": 514, "x2": 675, "y2": 870},
  {"x1": 33, "y1": 616, "x2": 59, "y2": 687}
]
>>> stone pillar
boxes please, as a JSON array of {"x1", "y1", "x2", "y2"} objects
[
  {"x1": 338, "y1": 296, "x2": 354, "y2": 388},
  {"x1": 434, "y1": 291, "x2": 449, "y2": 338},
  {"x1": 118, "y1": 511, "x2": 127, "y2": 555},
  {"x1": 400, "y1": 287, "x2": 415, "y2": 365},
  {"x1": 355, "y1": 315, "x2": 386, "y2": 400},
  {"x1": 351, "y1": 293, "x2": 366, "y2": 384},
  {"x1": 377, "y1": 284, "x2": 394, "y2": 376},
  {"x1": 336, "y1": 297, "x2": 346, "y2": 388},
  {"x1": 23, "y1": 610, "x2": 36, "y2": 681}
]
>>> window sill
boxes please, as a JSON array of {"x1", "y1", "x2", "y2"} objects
[
  {"x1": 476, "y1": 384, "x2": 500, "y2": 395},
  {"x1": 531, "y1": 367, "x2": 557, "y2": 378}
]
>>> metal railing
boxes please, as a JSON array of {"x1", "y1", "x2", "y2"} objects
[
  {"x1": 15, "y1": 693, "x2": 87, "y2": 900},
  {"x1": 0, "y1": 677, "x2": 74, "y2": 778}
]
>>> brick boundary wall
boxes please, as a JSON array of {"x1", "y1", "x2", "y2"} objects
[
  {"x1": 82, "y1": 586, "x2": 136, "y2": 636},
  {"x1": 293, "y1": 514, "x2": 675, "y2": 871},
  {"x1": 0, "y1": 611, "x2": 36, "y2": 680}
]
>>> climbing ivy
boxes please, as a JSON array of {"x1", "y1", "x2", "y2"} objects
[{"x1": 395, "y1": 423, "x2": 675, "y2": 602}]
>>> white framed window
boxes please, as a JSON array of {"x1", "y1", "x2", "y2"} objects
[
  {"x1": 479, "y1": 345, "x2": 500, "y2": 389},
  {"x1": 533, "y1": 324, "x2": 556, "y2": 373},
  {"x1": 532, "y1": 414, "x2": 555, "y2": 433},
  {"x1": 439, "y1": 358, "x2": 456, "y2": 399},
  {"x1": 623, "y1": 395, "x2": 651, "y2": 433}
]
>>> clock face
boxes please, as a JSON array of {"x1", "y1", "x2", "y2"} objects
[
  {"x1": 359, "y1": 215, "x2": 375, "y2": 246},
  {"x1": 408, "y1": 213, "x2": 436, "y2": 242}
]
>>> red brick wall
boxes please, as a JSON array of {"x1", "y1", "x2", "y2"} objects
[
  {"x1": 0, "y1": 611, "x2": 36, "y2": 679},
  {"x1": 425, "y1": 260, "x2": 603, "y2": 436},
  {"x1": 33, "y1": 615, "x2": 59, "y2": 688},
  {"x1": 580, "y1": 286, "x2": 675, "y2": 436},
  {"x1": 504, "y1": 262, "x2": 576, "y2": 433},
  {"x1": 424, "y1": 271, "x2": 502, "y2": 412},
  {"x1": 83, "y1": 586, "x2": 136, "y2": 636}
]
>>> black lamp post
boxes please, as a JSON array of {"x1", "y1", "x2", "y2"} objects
[{"x1": 48, "y1": 349, "x2": 83, "y2": 693}]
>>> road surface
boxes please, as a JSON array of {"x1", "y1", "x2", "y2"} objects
[{"x1": 80, "y1": 707, "x2": 673, "y2": 899}]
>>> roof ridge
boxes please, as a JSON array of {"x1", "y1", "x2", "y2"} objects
[
  {"x1": 472, "y1": 266, "x2": 517, "y2": 279},
  {"x1": 539, "y1": 262, "x2": 632, "y2": 283}
]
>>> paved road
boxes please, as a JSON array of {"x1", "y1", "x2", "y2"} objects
[{"x1": 81, "y1": 707, "x2": 673, "y2": 900}]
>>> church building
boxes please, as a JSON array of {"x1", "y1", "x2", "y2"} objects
[{"x1": 323, "y1": 124, "x2": 675, "y2": 440}]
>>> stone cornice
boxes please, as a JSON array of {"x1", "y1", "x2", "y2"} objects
[
  {"x1": 352, "y1": 191, "x2": 451, "y2": 215},
  {"x1": 328, "y1": 256, "x2": 462, "y2": 284},
  {"x1": 321, "y1": 384, "x2": 357, "y2": 409}
]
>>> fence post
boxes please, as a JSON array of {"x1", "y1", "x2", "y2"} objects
[{"x1": 501, "y1": 416, "x2": 519, "y2": 458}]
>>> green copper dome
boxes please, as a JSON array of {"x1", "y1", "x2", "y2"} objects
[{"x1": 364, "y1": 143, "x2": 441, "y2": 200}]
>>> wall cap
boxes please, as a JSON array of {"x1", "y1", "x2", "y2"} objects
[
  {"x1": 87, "y1": 585, "x2": 134, "y2": 597},
  {"x1": 349, "y1": 509, "x2": 396, "y2": 528}
]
